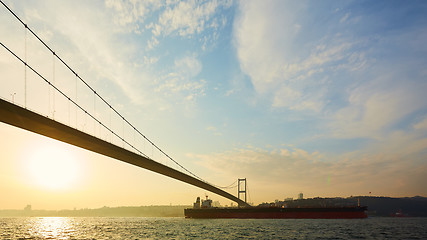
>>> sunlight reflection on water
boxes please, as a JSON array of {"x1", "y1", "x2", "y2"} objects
[{"x1": 27, "y1": 217, "x2": 74, "y2": 239}]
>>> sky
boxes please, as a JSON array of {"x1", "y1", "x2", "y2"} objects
[{"x1": 0, "y1": 0, "x2": 427, "y2": 210}]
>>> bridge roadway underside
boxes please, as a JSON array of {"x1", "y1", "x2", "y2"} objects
[{"x1": 0, "y1": 98, "x2": 250, "y2": 207}]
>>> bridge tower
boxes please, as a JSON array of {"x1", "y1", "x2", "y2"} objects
[{"x1": 238, "y1": 178, "x2": 247, "y2": 204}]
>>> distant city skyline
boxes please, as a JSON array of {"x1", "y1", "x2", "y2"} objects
[{"x1": 1, "y1": 0, "x2": 426, "y2": 210}]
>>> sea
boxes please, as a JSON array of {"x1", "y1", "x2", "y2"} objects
[{"x1": 1, "y1": 217, "x2": 426, "y2": 239}]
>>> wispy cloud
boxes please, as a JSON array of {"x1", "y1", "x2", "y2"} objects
[
  {"x1": 154, "y1": 54, "x2": 206, "y2": 107},
  {"x1": 104, "y1": 0, "x2": 162, "y2": 33},
  {"x1": 414, "y1": 116, "x2": 427, "y2": 130},
  {"x1": 206, "y1": 126, "x2": 222, "y2": 136},
  {"x1": 233, "y1": 1, "x2": 367, "y2": 112},
  {"x1": 152, "y1": 0, "x2": 224, "y2": 37},
  {"x1": 329, "y1": 80, "x2": 427, "y2": 139},
  {"x1": 234, "y1": 0, "x2": 427, "y2": 132},
  {"x1": 10, "y1": 0, "x2": 231, "y2": 110},
  {"x1": 105, "y1": 0, "x2": 232, "y2": 49}
]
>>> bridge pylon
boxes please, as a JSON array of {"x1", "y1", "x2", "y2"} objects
[{"x1": 238, "y1": 178, "x2": 247, "y2": 206}]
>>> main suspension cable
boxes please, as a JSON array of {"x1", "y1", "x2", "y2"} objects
[{"x1": 0, "y1": 41, "x2": 148, "y2": 159}]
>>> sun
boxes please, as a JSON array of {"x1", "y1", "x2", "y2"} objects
[{"x1": 25, "y1": 141, "x2": 81, "y2": 190}]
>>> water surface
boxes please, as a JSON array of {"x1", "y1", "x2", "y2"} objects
[{"x1": 1, "y1": 217, "x2": 426, "y2": 239}]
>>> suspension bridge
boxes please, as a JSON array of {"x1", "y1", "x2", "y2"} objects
[{"x1": 0, "y1": 1, "x2": 250, "y2": 207}]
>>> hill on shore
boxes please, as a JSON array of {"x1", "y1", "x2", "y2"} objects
[{"x1": 263, "y1": 196, "x2": 427, "y2": 217}]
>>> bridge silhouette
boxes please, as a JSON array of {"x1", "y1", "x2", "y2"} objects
[{"x1": 0, "y1": 1, "x2": 249, "y2": 207}]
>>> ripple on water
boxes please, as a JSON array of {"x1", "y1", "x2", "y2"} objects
[{"x1": 0, "y1": 217, "x2": 426, "y2": 239}]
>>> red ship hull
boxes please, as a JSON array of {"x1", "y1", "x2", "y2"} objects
[{"x1": 184, "y1": 206, "x2": 368, "y2": 219}]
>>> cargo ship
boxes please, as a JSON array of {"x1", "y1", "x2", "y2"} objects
[{"x1": 184, "y1": 196, "x2": 368, "y2": 219}]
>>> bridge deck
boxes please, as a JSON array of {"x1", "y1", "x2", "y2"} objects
[{"x1": 0, "y1": 98, "x2": 250, "y2": 207}]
